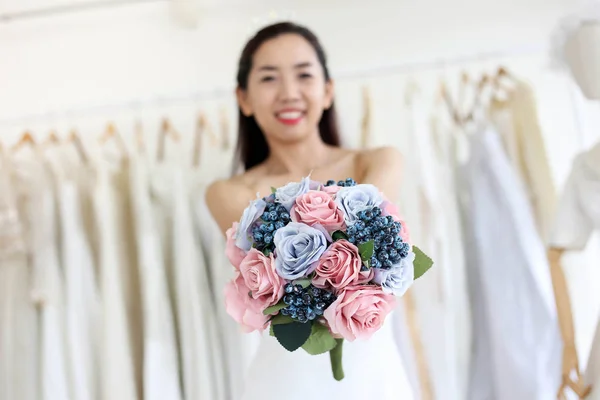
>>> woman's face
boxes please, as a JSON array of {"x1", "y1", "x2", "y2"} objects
[{"x1": 237, "y1": 33, "x2": 334, "y2": 144}]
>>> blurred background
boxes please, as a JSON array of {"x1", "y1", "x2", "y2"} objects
[{"x1": 1, "y1": 0, "x2": 600, "y2": 399}]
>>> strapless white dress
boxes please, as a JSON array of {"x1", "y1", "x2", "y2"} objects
[{"x1": 240, "y1": 313, "x2": 415, "y2": 400}]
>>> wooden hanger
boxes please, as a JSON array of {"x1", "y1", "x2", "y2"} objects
[
  {"x1": 43, "y1": 130, "x2": 61, "y2": 146},
  {"x1": 193, "y1": 112, "x2": 207, "y2": 167},
  {"x1": 98, "y1": 122, "x2": 128, "y2": 158},
  {"x1": 134, "y1": 120, "x2": 145, "y2": 155},
  {"x1": 11, "y1": 130, "x2": 38, "y2": 154},
  {"x1": 439, "y1": 79, "x2": 463, "y2": 125},
  {"x1": 550, "y1": 247, "x2": 593, "y2": 399},
  {"x1": 68, "y1": 129, "x2": 88, "y2": 163},
  {"x1": 156, "y1": 117, "x2": 180, "y2": 162},
  {"x1": 219, "y1": 107, "x2": 231, "y2": 150}
]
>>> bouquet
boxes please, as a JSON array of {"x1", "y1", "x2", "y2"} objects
[{"x1": 224, "y1": 177, "x2": 433, "y2": 380}]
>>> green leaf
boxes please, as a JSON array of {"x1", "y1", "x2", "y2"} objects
[
  {"x1": 332, "y1": 230, "x2": 348, "y2": 241},
  {"x1": 270, "y1": 314, "x2": 295, "y2": 325},
  {"x1": 263, "y1": 301, "x2": 288, "y2": 316},
  {"x1": 363, "y1": 259, "x2": 370, "y2": 269},
  {"x1": 273, "y1": 321, "x2": 312, "y2": 352},
  {"x1": 329, "y1": 339, "x2": 345, "y2": 381},
  {"x1": 294, "y1": 278, "x2": 311, "y2": 289},
  {"x1": 271, "y1": 186, "x2": 277, "y2": 194},
  {"x1": 302, "y1": 323, "x2": 337, "y2": 355},
  {"x1": 262, "y1": 248, "x2": 272, "y2": 257},
  {"x1": 357, "y1": 240, "x2": 374, "y2": 262},
  {"x1": 413, "y1": 245, "x2": 433, "y2": 280}
]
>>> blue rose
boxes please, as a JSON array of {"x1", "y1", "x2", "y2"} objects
[
  {"x1": 335, "y1": 184, "x2": 383, "y2": 223},
  {"x1": 273, "y1": 222, "x2": 328, "y2": 280},
  {"x1": 372, "y1": 250, "x2": 415, "y2": 296},
  {"x1": 235, "y1": 196, "x2": 267, "y2": 251},
  {"x1": 275, "y1": 177, "x2": 311, "y2": 210}
]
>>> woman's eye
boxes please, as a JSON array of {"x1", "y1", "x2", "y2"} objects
[
  {"x1": 260, "y1": 76, "x2": 275, "y2": 82},
  {"x1": 299, "y1": 73, "x2": 313, "y2": 79}
]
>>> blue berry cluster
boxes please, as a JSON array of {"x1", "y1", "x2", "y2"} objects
[
  {"x1": 347, "y1": 206, "x2": 410, "y2": 270},
  {"x1": 325, "y1": 177, "x2": 357, "y2": 187},
  {"x1": 251, "y1": 202, "x2": 291, "y2": 252},
  {"x1": 280, "y1": 284, "x2": 336, "y2": 323}
]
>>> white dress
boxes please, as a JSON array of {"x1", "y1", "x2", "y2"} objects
[
  {"x1": 240, "y1": 316, "x2": 415, "y2": 400},
  {"x1": 0, "y1": 157, "x2": 38, "y2": 400},
  {"x1": 402, "y1": 93, "x2": 470, "y2": 400},
  {"x1": 57, "y1": 165, "x2": 101, "y2": 400},
  {"x1": 129, "y1": 157, "x2": 183, "y2": 400},
  {"x1": 34, "y1": 160, "x2": 72, "y2": 400},
  {"x1": 549, "y1": 141, "x2": 600, "y2": 399},
  {"x1": 461, "y1": 126, "x2": 562, "y2": 399},
  {"x1": 150, "y1": 162, "x2": 223, "y2": 400},
  {"x1": 93, "y1": 162, "x2": 139, "y2": 400}
]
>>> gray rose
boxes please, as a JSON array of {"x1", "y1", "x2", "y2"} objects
[
  {"x1": 372, "y1": 250, "x2": 415, "y2": 296},
  {"x1": 235, "y1": 196, "x2": 267, "y2": 251},
  {"x1": 274, "y1": 222, "x2": 328, "y2": 280},
  {"x1": 275, "y1": 177, "x2": 311, "y2": 210},
  {"x1": 335, "y1": 184, "x2": 383, "y2": 223}
]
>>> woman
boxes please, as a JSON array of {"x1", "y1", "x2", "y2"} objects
[{"x1": 206, "y1": 22, "x2": 415, "y2": 399}]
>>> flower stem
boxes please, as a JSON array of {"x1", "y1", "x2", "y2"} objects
[{"x1": 329, "y1": 339, "x2": 344, "y2": 381}]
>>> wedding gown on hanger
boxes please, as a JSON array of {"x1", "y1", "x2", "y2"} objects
[
  {"x1": 129, "y1": 156, "x2": 182, "y2": 400},
  {"x1": 402, "y1": 93, "x2": 469, "y2": 400},
  {"x1": 93, "y1": 160, "x2": 139, "y2": 400},
  {"x1": 150, "y1": 159, "x2": 223, "y2": 400},
  {"x1": 57, "y1": 159, "x2": 101, "y2": 400},
  {"x1": 0, "y1": 156, "x2": 39, "y2": 400},
  {"x1": 461, "y1": 125, "x2": 561, "y2": 399}
]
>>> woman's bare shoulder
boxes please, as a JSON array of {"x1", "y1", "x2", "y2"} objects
[
  {"x1": 205, "y1": 169, "x2": 264, "y2": 235},
  {"x1": 356, "y1": 146, "x2": 403, "y2": 174}
]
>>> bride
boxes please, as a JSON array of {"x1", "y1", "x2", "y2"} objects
[{"x1": 206, "y1": 22, "x2": 415, "y2": 400}]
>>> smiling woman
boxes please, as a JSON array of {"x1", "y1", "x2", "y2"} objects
[
  {"x1": 205, "y1": 21, "x2": 413, "y2": 400},
  {"x1": 234, "y1": 22, "x2": 341, "y2": 173}
]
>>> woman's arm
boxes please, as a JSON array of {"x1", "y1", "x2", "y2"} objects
[{"x1": 205, "y1": 179, "x2": 254, "y2": 236}]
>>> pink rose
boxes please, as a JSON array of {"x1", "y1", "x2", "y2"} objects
[
  {"x1": 239, "y1": 249, "x2": 285, "y2": 310},
  {"x1": 226, "y1": 222, "x2": 246, "y2": 270},
  {"x1": 290, "y1": 190, "x2": 345, "y2": 232},
  {"x1": 323, "y1": 285, "x2": 396, "y2": 341},
  {"x1": 312, "y1": 240, "x2": 373, "y2": 291},
  {"x1": 224, "y1": 274, "x2": 268, "y2": 333},
  {"x1": 380, "y1": 200, "x2": 411, "y2": 243}
]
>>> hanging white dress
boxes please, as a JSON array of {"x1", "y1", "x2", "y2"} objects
[
  {"x1": 57, "y1": 163, "x2": 101, "y2": 400},
  {"x1": 549, "y1": 141, "x2": 600, "y2": 399},
  {"x1": 402, "y1": 94, "x2": 470, "y2": 400},
  {"x1": 192, "y1": 141, "x2": 257, "y2": 400},
  {"x1": 149, "y1": 161, "x2": 222, "y2": 400},
  {"x1": 129, "y1": 156, "x2": 182, "y2": 400},
  {"x1": 461, "y1": 126, "x2": 562, "y2": 399},
  {"x1": 0, "y1": 157, "x2": 38, "y2": 400},
  {"x1": 27, "y1": 158, "x2": 72, "y2": 400},
  {"x1": 93, "y1": 161, "x2": 139, "y2": 400}
]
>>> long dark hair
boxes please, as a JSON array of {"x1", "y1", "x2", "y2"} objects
[{"x1": 233, "y1": 22, "x2": 341, "y2": 173}]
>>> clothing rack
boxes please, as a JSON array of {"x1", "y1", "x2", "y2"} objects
[
  {"x1": 0, "y1": 0, "x2": 167, "y2": 23},
  {"x1": 0, "y1": 43, "x2": 548, "y2": 127}
]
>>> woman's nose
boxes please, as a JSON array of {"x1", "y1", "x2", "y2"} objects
[{"x1": 278, "y1": 76, "x2": 301, "y2": 101}]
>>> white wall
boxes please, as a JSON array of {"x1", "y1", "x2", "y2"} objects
[{"x1": 2, "y1": 0, "x2": 600, "y2": 363}]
